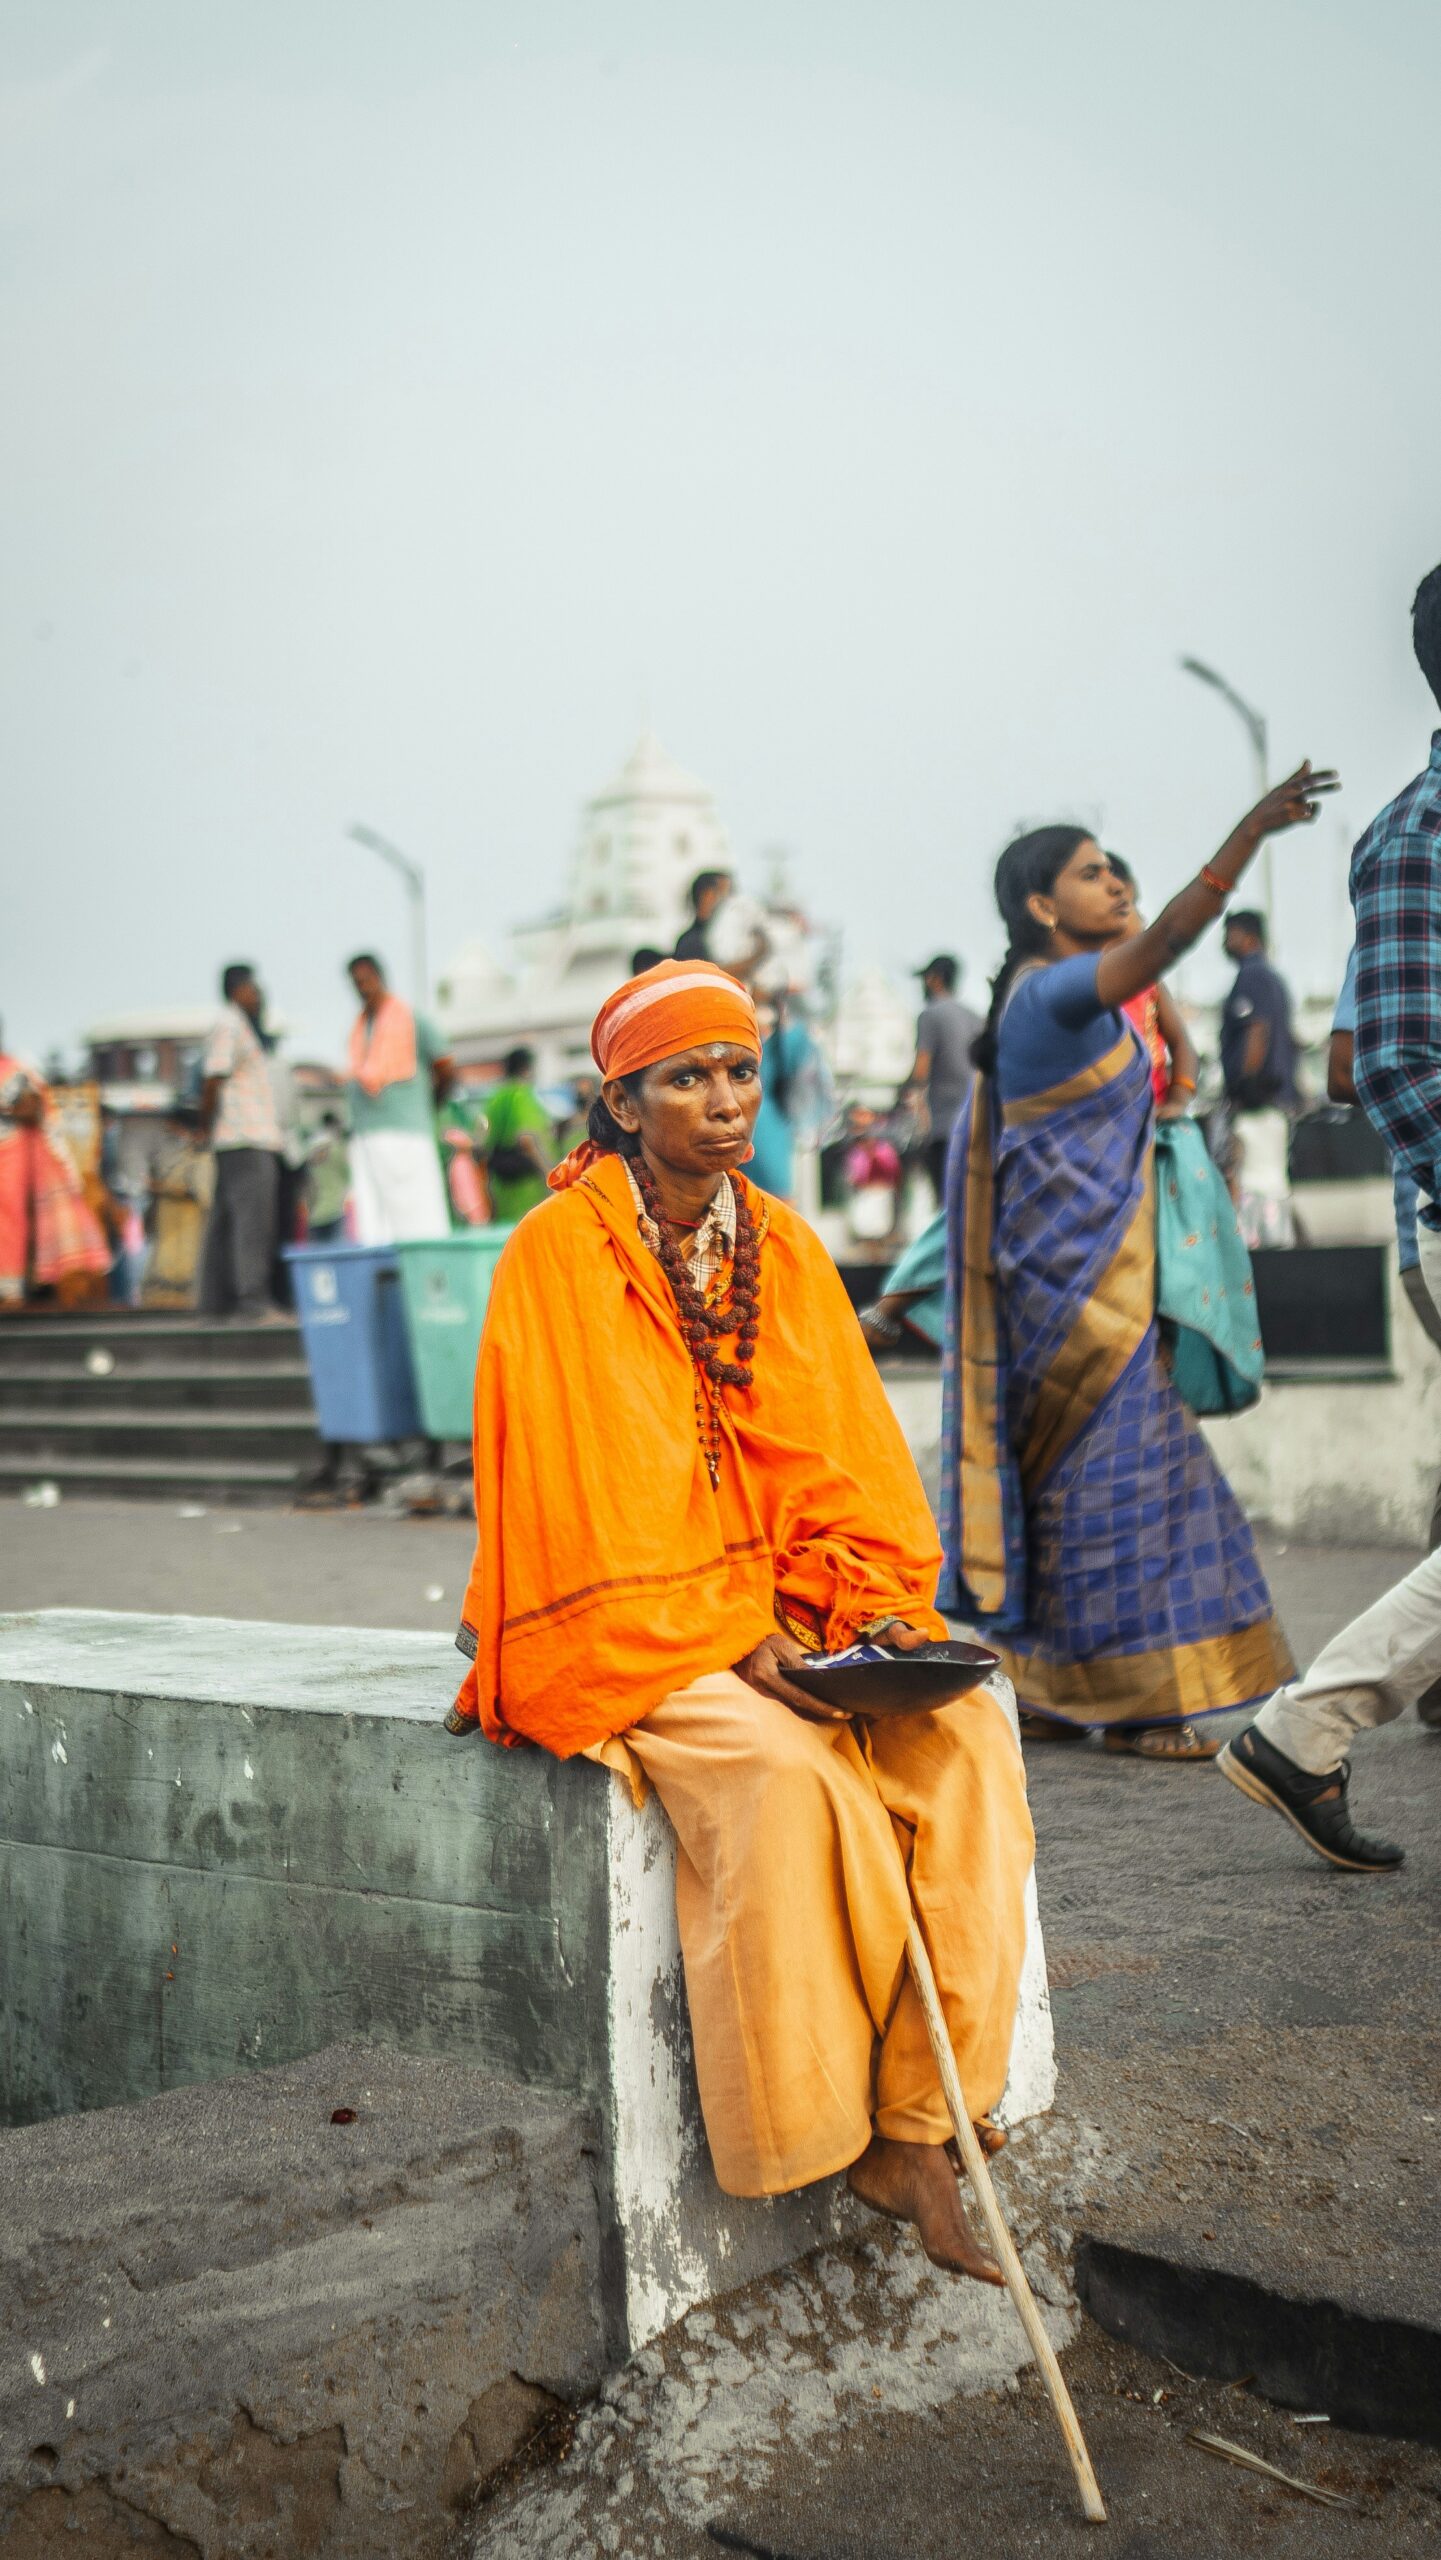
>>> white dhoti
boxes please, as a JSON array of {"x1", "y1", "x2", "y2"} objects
[{"x1": 349, "y1": 1131, "x2": 450, "y2": 1245}]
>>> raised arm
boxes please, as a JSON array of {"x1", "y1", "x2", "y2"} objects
[{"x1": 1095, "y1": 764, "x2": 1338, "y2": 1013}]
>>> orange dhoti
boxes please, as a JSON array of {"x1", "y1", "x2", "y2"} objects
[{"x1": 594, "y1": 1670, "x2": 1034, "y2": 2197}]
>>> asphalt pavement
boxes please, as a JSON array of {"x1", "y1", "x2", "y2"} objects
[{"x1": 0, "y1": 1494, "x2": 1412, "y2": 1649}]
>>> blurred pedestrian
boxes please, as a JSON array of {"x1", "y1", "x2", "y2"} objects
[
  {"x1": 1220, "y1": 909, "x2": 1299, "y2": 1246},
  {"x1": 483, "y1": 1046, "x2": 552, "y2": 1223},
  {"x1": 197, "y1": 964, "x2": 282, "y2": 1320},
  {"x1": 146, "y1": 1112, "x2": 213, "y2": 1306},
  {"x1": 747, "y1": 995, "x2": 830, "y2": 1203},
  {"x1": 904, "y1": 956, "x2": 981, "y2": 1201},
  {"x1": 1106, "y1": 857, "x2": 1200, "y2": 1111},
  {"x1": 263, "y1": 1034, "x2": 309, "y2": 1304},
  {"x1": 674, "y1": 870, "x2": 733, "y2": 963},
  {"x1": 437, "y1": 1091, "x2": 490, "y2": 1227},
  {"x1": 944, "y1": 770, "x2": 1334, "y2": 1758},
  {"x1": 0, "y1": 1028, "x2": 111, "y2": 1308},
  {"x1": 554, "y1": 1072, "x2": 600, "y2": 1158},
  {"x1": 345, "y1": 954, "x2": 453, "y2": 1244},
  {"x1": 304, "y1": 1111, "x2": 351, "y2": 1244},
  {"x1": 842, "y1": 1106, "x2": 904, "y2": 1252}
]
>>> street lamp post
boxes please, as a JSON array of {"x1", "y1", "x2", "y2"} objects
[
  {"x1": 349, "y1": 824, "x2": 429, "y2": 1008},
  {"x1": 1179, "y1": 656, "x2": 1273, "y2": 923}
]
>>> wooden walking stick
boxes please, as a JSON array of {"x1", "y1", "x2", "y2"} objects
[{"x1": 904, "y1": 1909, "x2": 1108, "y2": 2526}]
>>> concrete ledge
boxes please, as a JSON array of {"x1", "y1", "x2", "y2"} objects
[{"x1": 0, "y1": 1607, "x2": 1053, "y2": 2357}]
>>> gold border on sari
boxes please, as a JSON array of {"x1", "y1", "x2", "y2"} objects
[
  {"x1": 997, "y1": 1615, "x2": 1296, "y2": 1728},
  {"x1": 956, "y1": 1076, "x2": 1008, "y2": 1617},
  {"x1": 1018, "y1": 1169, "x2": 1155, "y2": 1494}
]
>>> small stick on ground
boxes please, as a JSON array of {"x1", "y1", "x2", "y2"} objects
[{"x1": 1187, "y1": 2430, "x2": 1356, "y2": 2509}]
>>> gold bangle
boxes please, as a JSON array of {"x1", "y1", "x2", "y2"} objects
[{"x1": 1170, "y1": 1075, "x2": 1198, "y2": 1094}]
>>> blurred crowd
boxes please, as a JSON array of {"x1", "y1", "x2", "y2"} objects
[{"x1": 0, "y1": 843, "x2": 1322, "y2": 1318}]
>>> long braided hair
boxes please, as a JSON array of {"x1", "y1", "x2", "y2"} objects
[{"x1": 970, "y1": 825, "x2": 1094, "y2": 1075}]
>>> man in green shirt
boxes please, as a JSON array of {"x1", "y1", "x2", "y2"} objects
[{"x1": 484, "y1": 1046, "x2": 553, "y2": 1223}]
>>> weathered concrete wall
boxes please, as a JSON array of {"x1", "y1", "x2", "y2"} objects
[
  {"x1": 0, "y1": 1612, "x2": 605, "y2": 2123},
  {"x1": 0, "y1": 1607, "x2": 1054, "y2": 2359}
]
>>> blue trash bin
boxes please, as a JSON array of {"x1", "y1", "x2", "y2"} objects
[{"x1": 285, "y1": 1244, "x2": 423, "y2": 1443}]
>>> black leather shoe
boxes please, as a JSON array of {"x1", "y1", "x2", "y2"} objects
[{"x1": 1218, "y1": 1725, "x2": 1404, "y2": 1872}]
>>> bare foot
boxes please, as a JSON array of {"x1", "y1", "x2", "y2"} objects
[{"x1": 847, "y1": 2134, "x2": 1003, "y2": 2285}]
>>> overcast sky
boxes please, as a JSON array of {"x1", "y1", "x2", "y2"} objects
[{"x1": 4, "y1": 0, "x2": 1438, "y2": 1064}]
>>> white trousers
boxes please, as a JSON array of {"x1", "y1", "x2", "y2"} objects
[
  {"x1": 349, "y1": 1131, "x2": 450, "y2": 1246},
  {"x1": 1253, "y1": 1542, "x2": 1441, "y2": 1774},
  {"x1": 1252, "y1": 1214, "x2": 1441, "y2": 1773}
]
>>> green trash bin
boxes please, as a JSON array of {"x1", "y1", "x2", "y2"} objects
[{"x1": 394, "y1": 1229, "x2": 516, "y2": 1440}]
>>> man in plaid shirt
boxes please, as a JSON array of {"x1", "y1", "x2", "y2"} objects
[
  {"x1": 1220, "y1": 564, "x2": 1441, "y2": 1872},
  {"x1": 1351, "y1": 564, "x2": 1441, "y2": 1279}
]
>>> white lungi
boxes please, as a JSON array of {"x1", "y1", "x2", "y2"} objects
[
  {"x1": 1251, "y1": 1213, "x2": 1441, "y2": 1772},
  {"x1": 349, "y1": 1131, "x2": 450, "y2": 1246}
]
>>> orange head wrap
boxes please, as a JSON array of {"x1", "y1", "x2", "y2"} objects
[
  {"x1": 591, "y1": 959, "x2": 761, "y2": 1080},
  {"x1": 548, "y1": 960, "x2": 762, "y2": 1191}
]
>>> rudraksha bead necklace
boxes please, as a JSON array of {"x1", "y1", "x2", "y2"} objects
[{"x1": 632, "y1": 1155, "x2": 761, "y2": 1484}]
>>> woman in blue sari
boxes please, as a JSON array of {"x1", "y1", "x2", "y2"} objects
[{"x1": 942, "y1": 766, "x2": 1335, "y2": 1758}]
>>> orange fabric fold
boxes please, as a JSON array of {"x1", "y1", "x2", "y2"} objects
[
  {"x1": 453, "y1": 1151, "x2": 946, "y2": 1755},
  {"x1": 348, "y1": 995, "x2": 418, "y2": 1096}
]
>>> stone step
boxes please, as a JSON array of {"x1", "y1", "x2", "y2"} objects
[
  {"x1": 0, "y1": 1407, "x2": 320, "y2": 1467},
  {"x1": 0, "y1": 1315, "x2": 302, "y2": 1370},
  {"x1": 0, "y1": 1364, "x2": 315, "y2": 1414}
]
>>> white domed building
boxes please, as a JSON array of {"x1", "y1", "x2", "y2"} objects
[{"x1": 438, "y1": 733, "x2": 734, "y2": 1084}]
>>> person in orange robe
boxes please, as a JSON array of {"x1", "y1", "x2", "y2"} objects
[
  {"x1": 449, "y1": 961, "x2": 1036, "y2": 2283},
  {"x1": 0, "y1": 1046, "x2": 111, "y2": 1307}
]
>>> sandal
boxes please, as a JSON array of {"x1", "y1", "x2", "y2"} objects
[
  {"x1": 1018, "y1": 1712, "x2": 1089, "y2": 1743},
  {"x1": 859, "y1": 1303, "x2": 905, "y2": 1353},
  {"x1": 443, "y1": 1705, "x2": 479, "y2": 1736},
  {"x1": 1103, "y1": 1721, "x2": 1220, "y2": 1761}
]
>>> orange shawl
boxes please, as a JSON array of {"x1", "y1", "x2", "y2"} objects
[
  {"x1": 452, "y1": 1152, "x2": 946, "y2": 1756},
  {"x1": 348, "y1": 995, "x2": 418, "y2": 1095}
]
